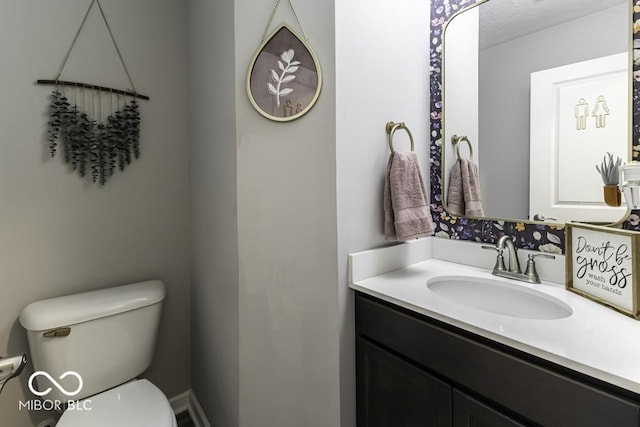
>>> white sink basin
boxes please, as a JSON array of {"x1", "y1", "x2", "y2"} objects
[{"x1": 427, "y1": 276, "x2": 572, "y2": 320}]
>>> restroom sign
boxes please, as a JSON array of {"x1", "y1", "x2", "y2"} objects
[{"x1": 566, "y1": 223, "x2": 640, "y2": 319}]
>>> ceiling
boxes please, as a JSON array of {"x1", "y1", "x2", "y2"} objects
[{"x1": 478, "y1": 0, "x2": 627, "y2": 49}]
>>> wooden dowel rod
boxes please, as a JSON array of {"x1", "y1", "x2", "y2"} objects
[{"x1": 36, "y1": 79, "x2": 150, "y2": 101}]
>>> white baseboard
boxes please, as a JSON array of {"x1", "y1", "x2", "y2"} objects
[
  {"x1": 169, "y1": 389, "x2": 191, "y2": 414},
  {"x1": 187, "y1": 391, "x2": 212, "y2": 427},
  {"x1": 169, "y1": 389, "x2": 211, "y2": 427}
]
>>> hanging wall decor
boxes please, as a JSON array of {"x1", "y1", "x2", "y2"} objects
[
  {"x1": 246, "y1": 0, "x2": 322, "y2": 122},
  {"x1": 37, "y1": 0, "x2": 149, "y2": 185}
]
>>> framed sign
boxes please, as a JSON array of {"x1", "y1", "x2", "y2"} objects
[
  {"x1": 566, "y1": 222, "x2": 640, "y2": 319},
  {"x1": 246, "y1": 22, "x2": 322, "y2": 122}
]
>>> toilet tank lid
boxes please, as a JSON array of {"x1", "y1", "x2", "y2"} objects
[{"x1": 20, "y1": 280, "x2": 166, "y2": 331}]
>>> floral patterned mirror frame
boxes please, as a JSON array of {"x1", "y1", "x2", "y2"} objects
[{"x1": 429, "y1": 0, "x2": 640, "y2": 254}]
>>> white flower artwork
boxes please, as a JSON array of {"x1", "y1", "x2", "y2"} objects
[{"x1": 268, "y1": 49, "x2": 300, "y2": 107}]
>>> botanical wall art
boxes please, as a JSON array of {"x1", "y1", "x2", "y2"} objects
[
  {"x1": 247, "y1": 0, "x2": 322, "y2": 122},
  {"x1": 37, "y1": 0, "x2": 148, "y2": 185},
  {"x1": 46, "y1": 90, "x2": 142, "y2": 185}
]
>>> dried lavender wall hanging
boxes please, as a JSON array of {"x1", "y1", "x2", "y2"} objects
[
  {"x1": 246, "y1": 0, "x2": 322, "y2": 122},
  {"x1": 37, "y1": 0, "x2": 149, "y2": 185}
]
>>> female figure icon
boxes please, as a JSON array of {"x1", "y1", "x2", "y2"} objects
[{"x1": 592, "y1": 95, "x2": 610, "y2": 128}]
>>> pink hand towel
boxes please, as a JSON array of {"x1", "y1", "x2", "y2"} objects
[
  {"x1": 447, "y1": 158, "x2": 484, "y2": 217},
  {"x1": 384, "y1": 152, "x2": 434, "y2": 241}
]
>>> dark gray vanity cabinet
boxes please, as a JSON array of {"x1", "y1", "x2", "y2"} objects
[
  {"x1": 355, "y1": 292, "x2": 640, "y2": 427},
  {"x1": 357, "y1": 335, "x2": 522, "y2": 427},
  {"x1": 357, "y1": 336, "x2": 452, "y2": 427}
]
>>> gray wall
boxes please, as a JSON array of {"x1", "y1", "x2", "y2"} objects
[
  {"x1": 0, "y1": 1, "x2": 190, "y2": 426},
  {"x1": 335, "y1": 0, "x2": 431, "y2": 424},
  {"x1": 234, "y1": 0, "x2": 339, "y2": 425},
  {"x1": 479, "y1": 4, "x2": 627, "y2": 219},
  {"x1": 188, "y1": 0, "x2": 339, "y2": 425},
  {"x1": 188, "y1": 0, "x2": 430, "y2": 425},
  {"x1": 188, "y1": 0, "x2": 239, "y2": 426}
]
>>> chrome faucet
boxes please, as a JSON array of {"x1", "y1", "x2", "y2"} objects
[
  {"x1": 497, "y1": 235, "x2": 521, "y2": 274},
  {"x1": 482, "y1": 236, "x2": 555, "y2": 284},
  {"x1": 0, "y1": 354, "x2": 27, "y2": 394}
]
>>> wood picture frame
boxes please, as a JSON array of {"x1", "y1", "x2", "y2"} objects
[{"x1": 566, "y1": 222, "x2": 640, "y2": 319}]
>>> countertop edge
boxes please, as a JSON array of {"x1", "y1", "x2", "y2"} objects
[{"x1": 350, "y1": 259, "x2": 640, "y2": 396}]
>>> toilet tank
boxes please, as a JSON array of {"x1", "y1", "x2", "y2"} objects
[{"x1": 19, "y1": 280, "x2": 165, "y2": 402}]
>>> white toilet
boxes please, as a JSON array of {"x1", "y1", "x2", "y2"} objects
[{"x1": 19, "y1": 280, "x2": 177, "y2": 427}]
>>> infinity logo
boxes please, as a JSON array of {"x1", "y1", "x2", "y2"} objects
[{"x1": 28, "y1": 371, "x2": 83, "y2": 397}]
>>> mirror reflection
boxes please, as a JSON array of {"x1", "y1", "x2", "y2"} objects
[{"x1": 442, "y1": 0, "x2": 629, "y2": 224}]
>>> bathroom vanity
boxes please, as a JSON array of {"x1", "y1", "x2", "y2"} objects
[
  {"x1": 356, "y1": 293, "x2": 640, "y2": 426},
  {"x1": 350, "y1": 250, "x2": 640, "y2": 427}
]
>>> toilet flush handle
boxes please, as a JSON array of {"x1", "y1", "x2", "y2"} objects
[{"x1": 43, "y1": 327, "x2": 71, "y2": 338}]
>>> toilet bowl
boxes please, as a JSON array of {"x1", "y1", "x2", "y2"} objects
[
  {"x1": 19, "y1": 280, "x2": 177, "y2": 426},
  {"x1": 57, "y1": 379, "x2": 176, "y2": 427}
]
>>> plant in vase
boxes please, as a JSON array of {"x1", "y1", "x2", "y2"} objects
[{"x1": 596, "y1": 152, "x2": 622, "y2": 207}]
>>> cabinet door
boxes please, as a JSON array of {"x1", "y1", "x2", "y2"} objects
[
  {"x1": 452, "y1": 390, "x2": 525, "y2": 427},
  {"x1": 357, "y1": 336, "x2": 451, "y2": 427}
]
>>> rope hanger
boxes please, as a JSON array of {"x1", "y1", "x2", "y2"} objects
[
  {"x1": 261, "y1": 0, "x2": 308, "y2": 41},
  {"x1": 36, "y1": 0, "x2": 149, "y2": 101}
]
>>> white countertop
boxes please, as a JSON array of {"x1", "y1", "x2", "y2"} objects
[{"x1": 350, "y1": 257, "x2": 640, "y2": 394}]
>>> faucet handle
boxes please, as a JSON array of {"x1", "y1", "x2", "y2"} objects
[
  {"x1": 481, "y1": 245, "x2": 507, "y2": 273},
  {"x1": 530, "y1": 253, "x2": 556, "y2": 260},
  {"x1": 523, "y1": 253, "x2": 556, "y2": 283}
]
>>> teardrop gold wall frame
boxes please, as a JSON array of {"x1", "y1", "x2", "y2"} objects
[{"x1": 246, "y1": 22, "x2": 322, "y2": 122}]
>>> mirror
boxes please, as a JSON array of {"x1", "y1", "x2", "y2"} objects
[{"x1": 442, "y1": 0, "x2": 630, "y2": 225}]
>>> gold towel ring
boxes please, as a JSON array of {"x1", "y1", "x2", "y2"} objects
[
  {"x1": 451, "y1": 134, "x2": 473, "y2": 160},
  {"x1": 386, "y1": 121, "x2": 414, "y2": 153}
]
